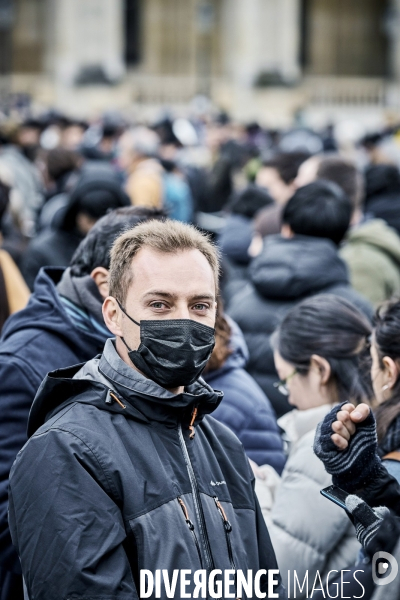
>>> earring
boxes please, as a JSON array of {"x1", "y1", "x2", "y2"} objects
[{"x1": 382, "y1": 384, "x2": 390, "y2": 391}]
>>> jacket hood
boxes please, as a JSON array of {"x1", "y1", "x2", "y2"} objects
[
  {"x1": 0, "y1": 266, "x2": 107, "y2": 347},
  {"x1": 204, "y1": 317, "x2": 248, "y2": 382},
  {"x1": 249, "y1": 235, "x2": 349, "y2": 300},
  {"x1": 28, "y1": 338, "x2": 223, "y2": 436},
  {"x1": 346, "y1": 219, "x2": 400, "y2": 265}
]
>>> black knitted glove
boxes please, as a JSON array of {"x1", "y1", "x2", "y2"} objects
[
  {"x1": 313, "y1": 402, "x2": 383, "y2": 492},
  {"x1": 345, "y1": 495, "x2": 389, "y2": 549}
]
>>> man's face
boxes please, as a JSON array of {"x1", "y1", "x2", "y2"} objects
[
  {"x1": 104, "y1": 247, "x2": 217, "y2": 355},
  {"x1": 256, "y1": 167, "x2": 293, "y2": 206}
]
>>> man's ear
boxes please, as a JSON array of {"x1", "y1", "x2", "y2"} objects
[
  {"x1": 310, "y1": 354, "x2": 331, "y2": 385},
  {"x1": 102, "y1": 296, "x2": 123, "y2": 337},
  {"x1": 382, "y1": 356, "x2": 399, "y2": 390},
  {"x1": 281, "y1": 223, "x2": 294, "y2": 239},
  {"x1": 91, "y1": 267, "x2": 109, "y2": 299}
]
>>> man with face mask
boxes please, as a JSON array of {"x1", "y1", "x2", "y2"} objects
[{"x1": 8, "y1": 220, "x2": 283, "y2": 600}]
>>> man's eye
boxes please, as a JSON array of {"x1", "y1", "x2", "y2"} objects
[
  {"x1": 193, "y1": 304, "x2": 208, "y2": 311},
  {"x1": 150, "y1": 302, "x2": 167, "y2": 309}
]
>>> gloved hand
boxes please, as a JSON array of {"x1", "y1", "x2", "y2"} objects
[
  {"x1": 313, "y1": 402, "x2": 383, "y2": 492},
  {"x1": 345, "y1": 494, "x2": 389, "y2": 549}
]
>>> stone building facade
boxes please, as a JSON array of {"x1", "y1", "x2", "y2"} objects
[{"x1": 3, "y1": 0, "x2": 400, "y2": 125}]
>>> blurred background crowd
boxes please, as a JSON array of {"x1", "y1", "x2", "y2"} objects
[{"x1": 4, "y1": 1, "x2": 400, "y2": 599}]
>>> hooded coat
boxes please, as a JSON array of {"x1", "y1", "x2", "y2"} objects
[
  {"x1": 227, "y1": 235, "x2": 373, "y2": 417},
  {"x1": 340, "y1": 219, "x2": 400, "y2": 306},
  {"x1": 203, "y1": 320, "x2": 286, "y2": 473},
  {"x1": 21, "y1": 169, "x2": 129, "y2": 289},
  {"x1": 0, "y1": 267, "x2": 107, "y2": 599},
  {"x1": 8, "y1": 339, "x2": 284, "y2": 599}
]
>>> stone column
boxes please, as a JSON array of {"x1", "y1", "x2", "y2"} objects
[
  {"x1": 220, "y1": 0, "x2": 301, "y2": 87},
  {"x1": 387, "y1": 0, "x2": 400, "y2": 82},
  {"x1": 44, "y1": 0, "x2": 125, "y2": 86}
]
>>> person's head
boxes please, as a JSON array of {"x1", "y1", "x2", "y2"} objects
[
  {"x1": 69, "y1": 206, "x2": 166, "y2": 298},
  {"x1": 16, "y1": 119, "x2": 42, "y2": 148},
  {"x1": 61, "y1": 120, "x2": 87, "y2": 151},
  {"x1": 46, "y1": 148, "x2": 82, "y2": 184},
  {"x1": 370, "y1": 299, "x2": 400, "y2": 441},
  {"x1": 281, "y1": 180, "x2": 352, "y2": 245},
  {"x1": 365, "y1": 164, "x2": 400, "y2": 203},
  {"x1": 62, "y1": 171, "x2": 130, "y2": 235},
  {"x1": 295, "y1": 155, "x2": 363, "y2": 213},
  {"x1": 272, "y1": 295, "x2": 372, "y2": 410},
  {"x1": 229, "y1": 184, "x2": 274, "y2": 219},
  {"x1": 256, "y1": 152, "x2": 309, "y2": 206},
  {"x1": 118, "y1": 126, "x2": 160, "y2": 172},
  {"x1": 103, "y1": 220, "x2": 219, "y2": 378}
]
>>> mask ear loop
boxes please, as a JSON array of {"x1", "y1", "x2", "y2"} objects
[
  {"x1": 115, "y1": 298, "x2": 141, "y2": 351},
  {"x1": 115, "y1": 299, "x2": 141, "y2": 326}
]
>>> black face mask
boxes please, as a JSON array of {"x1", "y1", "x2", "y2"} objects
[{"x1": 117, "y1": 301, "x2": 215, "y2": 389}]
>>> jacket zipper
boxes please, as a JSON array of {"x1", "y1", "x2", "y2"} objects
[
  {"x1": 178, "y1": 424, "x2": 214, "y2": 574},
  {"x1": 214, "y1": 496, "x2": 236, "y2": 572},
  {"x1": 177, "y1": 497, "x2": 203, "y2": 567}
]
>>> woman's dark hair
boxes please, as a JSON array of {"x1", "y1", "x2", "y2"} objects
[
  {"x1": 272, "y1": 294, "x2": 372, "y2": 405},
  {"x1": 373, "y1": 299, "x2": 400, "y2": 442},
  {"x1": 47, "y1": 148, "x2": 81, "y2": 182}
]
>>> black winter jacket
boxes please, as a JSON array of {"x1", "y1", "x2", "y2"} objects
[
  {"x1": 9, "y1": 339, "x2": 283, "y2": 600},
  {"x1": 228, "y1": 236, "x2": 374, "y2": 418},
  {"x1": 0, "y1": 267, "x2": 107, "y2": 600}
]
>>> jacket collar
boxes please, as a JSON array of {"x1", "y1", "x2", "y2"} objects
[
  {"x1": 278, "y1": 403, "x2": 333, "y2": 445},
  {"x1": 98, "y1": 339, "x2": 223, "y2": 426}
]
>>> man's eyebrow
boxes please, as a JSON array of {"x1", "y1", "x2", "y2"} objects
[
  {"x1": 142, "y1": 291, "x2": 177, "y2": 299},
  {"x1": 142, "y1": 291, "x2": 215, "y2": 301},
  {"x1": 188, "y1": 294, "x2": 215, "y2": 302}
]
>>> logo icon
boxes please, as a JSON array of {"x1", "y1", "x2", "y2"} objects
[{"x1": 372, "y1": 551, "x2": 399, "y2": 586}]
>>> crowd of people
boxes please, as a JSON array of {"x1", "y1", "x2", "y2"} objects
[{"x1": 2, "y1": 107, "x2": 400, "y2": 599}]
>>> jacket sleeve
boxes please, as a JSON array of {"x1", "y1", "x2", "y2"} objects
[
  {"x1": 238, "y1": 405, "x2": 286, "y2": 474},
  {"x1": 0, "y1": 359, "x2": 39, "y2": 576},
  {"x1": 9, "y1": 427, "x2": 138, "y2": 600}
]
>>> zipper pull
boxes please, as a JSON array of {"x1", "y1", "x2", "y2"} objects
[
  {"x1": 178, "y1": 497, "x2": 195, "y2": 530},
  {"x1": 214, "y1": 496, "x2": 232, "y2": 532},
  {"x1": 109, "y1": 391, "x2": 126, "y2": 409},
  {"x1": 189, "y1": 406, "x2": 198, "y2": 439}
]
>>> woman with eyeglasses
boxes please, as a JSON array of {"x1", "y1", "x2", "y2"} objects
[{"x1": 255, "y1": 293, "x2": 372, "y2": 598}]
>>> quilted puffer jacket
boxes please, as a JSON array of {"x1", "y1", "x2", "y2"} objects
[
  {"x1": 9, "y1": 339, "x2": 284, "y2": 600},
  {"x1": 256, "y1": 405, "x2": 359, "y2": 599}
]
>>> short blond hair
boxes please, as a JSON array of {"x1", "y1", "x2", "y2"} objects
[{"x1": 109, "y1": 219, "x2": 220, "y2": 303}]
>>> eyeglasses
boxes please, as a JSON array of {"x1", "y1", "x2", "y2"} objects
[{"x1": 273, "y1": 369, "x2": 297, "y2": 396}]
